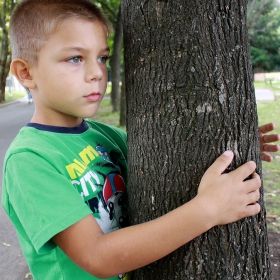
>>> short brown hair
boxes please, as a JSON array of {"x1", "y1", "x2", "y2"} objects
[{"x1": 10, "y1": 0, "x2": 112, "y2": 65}]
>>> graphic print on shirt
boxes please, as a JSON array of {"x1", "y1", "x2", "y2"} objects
[
  {"x1": 94, "y1": 144, "x2": 129, "y2": 233},
  {"x1": 66, "y1": 143, "x2": 129, "y2": 280},
  {"x1": 66, "y1": 144, "x2": 129, "y2": 234}
]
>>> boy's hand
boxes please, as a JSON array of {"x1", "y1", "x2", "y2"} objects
[
  {"x1": 259, "y1": 123, "x2": 280, "y2": 162},
  {"x1": 197, "y1": 151, "x2": 261, "y2": 227}
]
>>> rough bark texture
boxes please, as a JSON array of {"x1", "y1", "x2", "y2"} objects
[
  {"x1": 110, "y1": 6, "x2": 123, "y2": 112},
  {"x1": 122, "y1": 0, "x2": 271, "y2": 279},
  {"x1": 0, "y1": 0, "x2": 9, "y2": 102},
  {"x1": 119, "y1": 73, "x2": 126, "y2": 127}
]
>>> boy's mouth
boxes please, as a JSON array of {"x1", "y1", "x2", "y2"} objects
[{"x1": 84, "y1": 93, "x2": 101, "y2": 102}]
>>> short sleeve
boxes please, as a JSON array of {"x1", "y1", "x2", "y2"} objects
[{"x1": 3, "y1": 151, "x2": 92, "y2": 254}]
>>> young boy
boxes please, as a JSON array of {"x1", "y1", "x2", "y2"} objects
[{"x1": 2, "y1": 0, "x2": 280, "y2": 279}]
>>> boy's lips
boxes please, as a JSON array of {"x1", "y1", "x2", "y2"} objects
[{"x1": 84, "y1": 93, "x2": 101, "y2": 102}]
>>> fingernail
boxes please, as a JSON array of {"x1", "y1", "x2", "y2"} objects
[{"x1": 223, "y1": 150, "x2": 232, "y2": 156}]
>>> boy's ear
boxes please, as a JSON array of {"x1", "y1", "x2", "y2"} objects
[{"x1": 10, "y1": 59, "x2": 36, "y2": 89}]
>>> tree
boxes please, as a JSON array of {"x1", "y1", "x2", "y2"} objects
[
  {"x1": 247, "y1": 0, "x2": 280, "y2": 71},
  {"x1": 109, "y1": 5, "x2": 122, "y2": 112},
  {"x1": 119, "y1": 71, "x2": 126, "y2": 127},
  {"x1": 95, "y1": 0, "x2": 123, "y2": 112},
  {"x1": 122, "y1": 1, "x2": 271, "y2": 279},
  {"x1": 0, "y1": 0, "x2": 15, "y2": 102}
]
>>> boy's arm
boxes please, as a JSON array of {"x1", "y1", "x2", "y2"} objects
[
  {"x1": 53, "y1": 151, "x2": 260, "y2": 279},
  {"x1": 259, "y1": 123, "x2": 280, "y2": 162}
]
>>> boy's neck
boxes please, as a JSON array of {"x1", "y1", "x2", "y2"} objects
[{"x1": 30, "y1": 114, "x2": 84, "y2": 128}]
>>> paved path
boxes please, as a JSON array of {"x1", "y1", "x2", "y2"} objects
[
  {"x1": 0, "y1": 98, "x2": 34, "y2": 280},
  {"x1": 255, "y1": 88, "x2": 276, "y2": 101}
]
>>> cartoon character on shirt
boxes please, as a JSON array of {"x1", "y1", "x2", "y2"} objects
[{"x1": 88, "y1": 145, "x2": 129, "y2": 233}]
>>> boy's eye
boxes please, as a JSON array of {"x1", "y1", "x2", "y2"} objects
[
  {"x1": 68, "y1": 56, "x2": 82, "y2": 64},
  {"x1": 98, "y1": 56, "x2": 109, "y2": 64}
]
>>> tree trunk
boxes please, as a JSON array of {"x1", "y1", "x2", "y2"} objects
[
  {"x1": 110, "y1": 5, "x2": 123, "y2": 112},
  {"x1": 122, "y1": 1, "x2": 271, "y2": 279},
  {"x1": 0, "y1": 0, "x2": 9, "y2": 102},
  {"x1": 119, "y1": 72, "x2": 126, "y2": 127},
  {"x1": 0, "y1": 0, "x2": 15, "y2": 103}
]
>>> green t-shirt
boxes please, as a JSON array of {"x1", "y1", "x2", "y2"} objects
[{"x1": 2, "y1": 120, "x2": 130, "y2": 280}]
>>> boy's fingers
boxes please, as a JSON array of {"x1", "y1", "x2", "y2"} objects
[
  {"x1": 259, "y1": 123, "x2": 275, "y2": 134},
  {"x1": 261, "y1": 154, "x2": 272, "y2": 162},
  {"x1": 263, "y1": 134, "x2": 280, "y2": 144},
  {"x1": 207, "y1": 151, "x2": 234, "y2": 175},
  {"x1": 243, "y1": 173, "x2": 261, "y2": 198},
  {"x1": 263, "y1": 144, "x2": 280, "y2": 152},
  {"x1": 244, "y1": 203, "x2": 261, "y2": 218},
  {"x1": 251, "y1": 171, "x2": 260, "y2": 179},
  {"x1": 246, "y1": 187, "x2": 260, "y2": 204},
  {"x1": 230, "y1": 160, "x2": 256, "y2": 181}
]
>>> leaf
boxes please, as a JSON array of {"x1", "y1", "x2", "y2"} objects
[{"x1": 25, "y1": 272, "x2": 32, "y2": 279}]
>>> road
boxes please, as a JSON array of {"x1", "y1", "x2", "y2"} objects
[{"x1": 0, "y1": 98, "x2": 34, "y2": 280}]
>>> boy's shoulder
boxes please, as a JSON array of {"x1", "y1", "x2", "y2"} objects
[
  {"x1": 86, "y1": 119, "x2": 127, "y2": 143},
  {"x1": 5, "y1": 120, "x2": 127, "y2": 157},
  {"x1": 86, "y1": 119, "x2": 126, "y2": 133},
  {"x1": 6, "y1": 125, "x2": 39, "y2": 151}
]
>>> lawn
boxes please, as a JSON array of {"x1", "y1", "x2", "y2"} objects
[
  {"x1": 90, "y1": 98, "x2": 124, "y2": 129},
  {"x1": 254, "y1": 80, "x2": 280, "y2": 89},
  {"x1": 3, "y1": 90, "x2": 26, "y2": 102},
  {"x1": 257, "y1": 97, "x2": 280, "y2": 232}
]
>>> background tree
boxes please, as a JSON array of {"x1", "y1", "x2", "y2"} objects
[
  {"x1": 0, "y1": 0, "x2": 15, "y2": 103},
  {"x1": 122, "y1": 0, "x2": 271, "y2": 279},
  {"x1": 119, "y1": 72, "x2": 126, "y2": 127},
  {"x1": 95, "y1": 0, "x2": 123, "y2": 112},
  {"x1": 247, "y1": 0, "x2": 280, "y2": 71}
]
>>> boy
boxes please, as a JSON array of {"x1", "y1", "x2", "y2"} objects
[{"x1": 2, "y1": 0, "x2": 279, "y2": 279}]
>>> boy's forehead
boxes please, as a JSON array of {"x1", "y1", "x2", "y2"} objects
[
  {"x1": 60, "y1": 46, "x2": 110, "y2": 53},
  {"x1": 57, "y1": 17, "x2": 107, "y2": 33},
  {"x1": 34, "y1": 19, "x2": 109, "y2": 61},
  {"x1": 52, "y1": 19, "x2": 108, "y2": 42}
]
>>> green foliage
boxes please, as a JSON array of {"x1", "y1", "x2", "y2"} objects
[
  {"x1": 94, "y1": 0, "x2": 120, "y2": 25},
  {"x1": 94, "y1": 0, "x2": 120, "y2": 45},
  {"x1": 247, "y1": 0, "x2": 280, "y2": 71},
  {"x1": 92, "y1": 0, "x2": 122, "y2": 81},
  {"x1": 250, "y1": 46, "x2": 279, "y2": 70}
]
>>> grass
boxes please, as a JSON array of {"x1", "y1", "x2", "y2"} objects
[
  {"x1": 254, "y1": 81, "x2": 280, "y2": 95},
  {"x1": 1, "y1": 90, "x2": 26, "y2": 104},
  {"x1": 257, "y1": 97, "x2": 280, "y2": 232},
  {"x1": 89, "y1": 98, "x2": 125, "y2": 130}
]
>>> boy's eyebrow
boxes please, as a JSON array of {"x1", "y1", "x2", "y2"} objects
[{"x1": 60, "y1": 46, "x2": 110, "y2": 53}]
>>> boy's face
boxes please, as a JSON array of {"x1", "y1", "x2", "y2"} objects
[{"x1": 30, "y1": 19, "x2": 109, "y2": 126}]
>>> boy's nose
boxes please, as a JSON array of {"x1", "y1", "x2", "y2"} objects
[{"x1": 85, "y1": 61, "x2": 103, "y2": 82}]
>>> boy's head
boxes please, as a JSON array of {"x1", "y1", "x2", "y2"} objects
[
  {"x1": 10, "y1": 0, "x2": 112, "y2": 126},
  {"x1": 10, "y1": 0, "x2": 111, "y2": 65}
]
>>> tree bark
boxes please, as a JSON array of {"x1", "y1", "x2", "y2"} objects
[
  {"x1": 0, "y1": 0, "x2": 9, "y2": 102},
  {"x1": 110, "y1": 5, "x2": 123, "y2": 112},
  {"x1": 122, "y1": 0, "x2": 271, "y2": 279},
  {"x1": 119, "y1": 72, "x2": 126, "y2": 127},
  {"x1": 0, "y1": 0, "x2": 15, "y2": 103}
]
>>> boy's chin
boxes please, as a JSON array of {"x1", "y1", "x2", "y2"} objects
[{"x1": 79, "y1": 112, "x2": 99, "y2": 119}]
